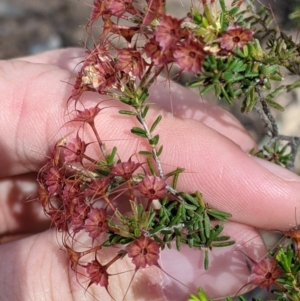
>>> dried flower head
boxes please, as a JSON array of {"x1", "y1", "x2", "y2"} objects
[
  {"x1": 218, "y1": 24, "x2": 253, "y2": 51},
  {"x1": 126, "y1": 235, "x2": 160, "y2": 268}
]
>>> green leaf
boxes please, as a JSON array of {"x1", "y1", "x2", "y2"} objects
[
  {"x1": 200, "y1": 84, "x2": 215, "y2": 96},
  {"x1": 204, "y1": 248, "x2": 209, "y2": 270},
  {"x1": 149, "y1": 134, "x2": 159, "y2": 146},
  {"x1": 190, "y1": 7, "x2": 202, "y2": 23},
  {"x1": 212, "y1": 235, "x2": 231, "y2": 241},
  {"x1": 211, "y1": 240, "x2": 235, "y2": 247},
  {"x1": 141, "y1": 105, "x2": 149, "y2": 118},
  {"x1": 264, "y1": 98, "x2": 284, "y2": 111},
  {"x1": 140, "y1": 89, "x2": 149, "y2": 103},
  {"x1": 266, "y1": 85, "x2": 286, "y2": 99},
  {"x1": 157, "y1": 145, "x2": 163, "y2": 156},
  {"x1": 286, "y1": 79, "x2": 300, "y2": 91},
  {"x1": 203, "y1": 211, "x2": 210, "y2": 239},
  {"x1": 181, "y1": 193, "x2": 200, "y2": 208},
  {"x1": 131, "y1": 127, "x2": 147, "y2": 138},
  {"x1": 119, "y1": 96, "x2": 133, "y2": 105},
  {"x1": 165, "y1": 167, "x2": 185, "y2": 178},
  {"x1": 207, "y1": 208, "x2": 232, "y2": 221},
  {"x1": 139, "y1": 150, "x2": 153, "y2": 156},
  {"x1": 221, "y1": 71, "x2": 234, "y2": 81},
  {"x1": 146, "y1": 157, "x2": 156, "y2": 176},
  {"x1": 118, "y1": 110, "x2": 136, "y2": 116},
  {"x1": 106, "y1": 146, "x2": 118, "y2": 165},
  {"x1": 266, "y1": 64, "x2": 280, "y2": 74},
  {"x1": 219, "y1": 0, "x2": 226, "y2": 12},
  {"x1": 187, "y1": 80, "x2": 204, "y2": 88},
  {"x1": 212, "y1": 224, "x2": 224, "y2": 237},
  {"x1": 176, "y1": 235, "x2": 181, "y2": 251},
  {"x1": 150, "y1": 115, "x2": 162, "y2": 133},
  {"x1": 220, "y1": 85, "x2": 232, "y2": 105},
  {"x1": 228, "y1": 6, "x2": 240, "y2": 16}
]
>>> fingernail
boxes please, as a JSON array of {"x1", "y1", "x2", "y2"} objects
[{"x1": 251, "y1": 156, "x2": 300, "y2": 183}]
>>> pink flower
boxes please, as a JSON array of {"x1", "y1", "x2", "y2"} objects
[
  {"x1": 47, "y1": 209, "x2": 68, "y2": 232},
  {"x1": 110, "y1": 158, "x2": 141, "y2": 180},
  {"x1": 81, "y1": 61, "x2": 117, "y2": 93},
  {"x1": 63, "y1": 135, "x2": 87, "y2": 163},
  {"x1": 143, "y1": 0, "x2": 165, "y2": 26},
  {"x1": 249, "y1": 258, "x2": 282, "y2": 289},
  {"x1": 69, "y1": 202, "x2": 90, "y2": 233},
  {"x1": 45, "y1": 166, "x2": 64, "y2": 195},
  {"x1": 87, "y1": 0, "x2": 107, "y2": 27},
  {"x1": 105, "y1": 0, "x2": 136, "y2": 17},
  {"x1": 117, "y1": 48, "x2": 145, "y2": 78},
  {"x1": 72, "y1": 105, "x2": 101, "y2": 124},
  {"x1": 173, "y1": 40, "x2": 206, "y2": 73},
  {"x1": 136, "y1": 175, "x2": 168, "y2": 199},
  {"x1": 86, "y1": 259, "x2": 109, "y2": 287},
  {"x1": 144, "y1": 37, "x2": 174, "y2": 66},
  {"x1": 154, "y1": 14, "x2": 183, "y2": 51},
  {"x1": 84, "y1": 177, "x2": 111, "y2": 197},
  {"x1": 84, "y1": 208, "x2": 108, "y2": 239},
  {"x1": 126, "y1": 235, "x2": 160, "y2": 268},
  {"x1": 71, "y1": 71, "x2": 92, "y2": 100},
  {"x1": 111, "y1": 24, "x2": 139, "y2": 43},
  {"x1": 218, "y1": 24, "x2": 253, "y2": 51}
]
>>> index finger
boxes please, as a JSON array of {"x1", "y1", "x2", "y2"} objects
[{"x1": 0, "y1": 56, "x2": 300, "y2": 230}]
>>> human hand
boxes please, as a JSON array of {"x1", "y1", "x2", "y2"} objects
[{"x1": 0, "y1": 48, "x2": 300, "y2": 301}]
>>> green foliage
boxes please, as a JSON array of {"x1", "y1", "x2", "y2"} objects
[{"x1": 250, "y1": 141, "x2": 293, "y2": 167}]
